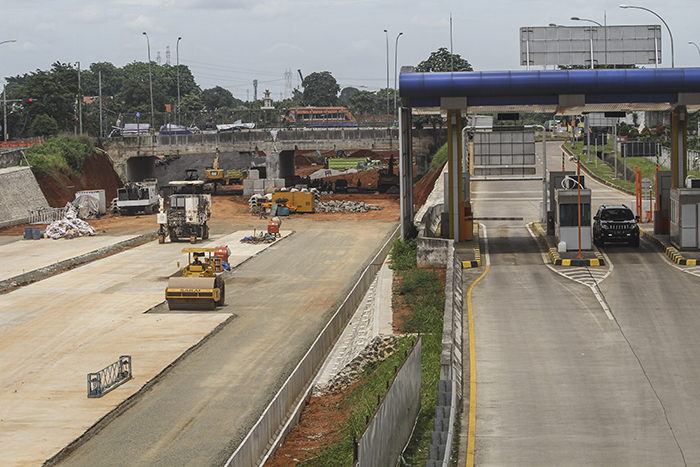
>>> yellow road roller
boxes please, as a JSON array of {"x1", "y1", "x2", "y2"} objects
[{"x1": 165, "y1": 247, "x2": 225, "y2": 310}]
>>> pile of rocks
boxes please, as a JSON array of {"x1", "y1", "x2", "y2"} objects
[
  {"x1": 314, "y1": 335, "x2": 402, "y2": 396},
  {"x1": 316, "y1": 200, "x2": 382, "y2": 213}
]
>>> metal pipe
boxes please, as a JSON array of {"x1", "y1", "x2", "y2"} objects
[
  {"x1": 394, "y1": 32, "x2": 403, "y2": 126},
  {"x1": 620, "y1": 4, "x2": 674, "y2": 68}
]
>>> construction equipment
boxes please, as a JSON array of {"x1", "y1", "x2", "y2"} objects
[
  {"x1": 115, "y1": 179, "x2": 159, "y2": 215},
  {"x1": 205, "y1": 149, "x2": 226, "y2": 191},
  {"x1": 377, "y1": 154, "x2": 399, "y2": 193},
  {"x1": 157, "y1": 180, "x2": 212, "y2": 244},
  {"x1": 165, "y1": 247, "x2": 225, "y2": 310}
]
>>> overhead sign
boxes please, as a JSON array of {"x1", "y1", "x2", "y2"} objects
[{"x1": 520, "y1": 25, "x2": 662, "y2": 68}]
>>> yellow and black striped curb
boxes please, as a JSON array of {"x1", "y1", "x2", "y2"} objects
[
  {"x1": 462, "y1": 222, "x2": 482, "y2": 269},
  {"x1": 532, "y1": 222, "x2": 606, "y2": 267},
  {"x1": 640, "y1": 228, "x2": 698, "y2": 266}
]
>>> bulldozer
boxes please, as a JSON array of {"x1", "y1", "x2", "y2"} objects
[{"x1": 165, "y1": 247, "x2": 225, "y2": 310}]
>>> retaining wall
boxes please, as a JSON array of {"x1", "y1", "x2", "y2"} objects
[{"x1": 0, "y1": 166, "x2": 49, "y2": 228}]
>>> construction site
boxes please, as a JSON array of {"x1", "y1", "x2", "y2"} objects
[{"x1": 0, "y1": 139, "x2": 441, "y2": 467}]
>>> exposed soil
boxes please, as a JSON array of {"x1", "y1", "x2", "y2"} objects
[
  {"x1": 263, "y1": 384, "x2": 356, "y2": 466},
  {"x1": 35, "y1": 152, "x2": 124, "y2": 208}
]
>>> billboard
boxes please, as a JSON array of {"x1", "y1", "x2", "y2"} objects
[{"x1": 520, "y1": 25, "x2": 662, "y2": 68}]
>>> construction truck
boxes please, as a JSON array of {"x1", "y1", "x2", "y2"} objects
[
  {"x1": 205, "y1": 150, "x2": 226, "y2": 191},
  {"x1": 115, "y1": 179, "x2": 159, "y2": 215},
  {"x1": 377, "y1": 154, "x2": 399, "y2": 193},
  {"x1": 157, "y1": 180, "x2": 212, "y2": 244},
  {"x1": 165, "y1": 247, "x2": 225, "y2": 310}
]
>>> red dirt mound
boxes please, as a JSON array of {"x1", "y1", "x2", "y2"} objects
[{"x1": 36, "y1": 152, "x2": 124, "y2": 208}]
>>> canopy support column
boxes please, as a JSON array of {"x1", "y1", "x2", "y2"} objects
[
  {"x1": 671, "y1": 105, "x2": 688, "y2": 188},
  {"x1": 399, "y1": 105, "x2": 414, "y2": 238}
]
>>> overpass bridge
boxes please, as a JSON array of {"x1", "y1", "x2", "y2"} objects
[{"x1": 103, "y1": 128, "x2": 437, "y2": 173}]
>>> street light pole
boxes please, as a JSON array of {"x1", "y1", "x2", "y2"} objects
[
  {"x1": 0, "y1": 39, "x2": 17, "y2": 141},
  {"x1": 177, "y1": 36, "x2": 182, "y2": 127},
  {"x1": 572, "y1": 17, "x2": 605, "y2": 67},
  {"x1": 383, "y1": 30, "x2": 389, "y2": 133},
  {"x1": 143, "y1": 32, "x2": 155, "y2": 131},
  {"x1": 78, "y1": 62, "x2": 83, "y2": 135},
  {"x1": 689, "y1": 41, "x2": 700, "y2": 63},
  {"x1": 620, "y1": 4, "x2": 674, "y2": 68},
  {"x1": 394, "y1": 32, "x2": 403, "y2": 125}
]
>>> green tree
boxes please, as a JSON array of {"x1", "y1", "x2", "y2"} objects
[
  {"x1": 415, "y1": 47, "x2": 473, "y2": 72},
  {"x1": 348, "y1": 90, "x2": 381, "y2": 116},
  {"x1": 201, "y1": 86, "x2": 236, "y2": 111},
  {"x1": 301, "y1": 71, "x2": 340, "y2": 106},
  {"x1": 30, "y1": 114, "x2": 59, "y2": 137}
]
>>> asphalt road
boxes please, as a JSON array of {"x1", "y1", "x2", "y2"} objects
[
  {"x1": 50, "y1": 219, "x2": 397, "y2": 467},
  {"x1": 467, "y1": 142, "x2": 700, "y2": 465}
]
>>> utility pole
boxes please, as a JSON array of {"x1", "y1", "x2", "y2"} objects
[
  {"x1": 78, "y1": 62, "x2": 83, "y2": 135},
  {"x1": 99, "y1": 71, "x2": 103, "y2": 138}
]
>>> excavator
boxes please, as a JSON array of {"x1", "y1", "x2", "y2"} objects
[
  {"x1": 205, "y1": 149, "x2": 226, "y2": 191},
  {"x1": 165, "y1": 247, "x2": 225, "y2": 310}
]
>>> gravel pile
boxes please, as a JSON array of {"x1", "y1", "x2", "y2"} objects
[
  {"x1": 316, "y1": 200, "x2": 382, "y2": 213},
  {"x1": 314, "y1": 336, "x2": 402, "y2": 395}
]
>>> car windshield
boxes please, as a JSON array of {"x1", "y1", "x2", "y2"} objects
[{"x1": 601, "y1": 208, "x2": 634, "y2": 221}]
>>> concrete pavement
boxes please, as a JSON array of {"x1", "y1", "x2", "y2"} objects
[{"x1": 0, "y1": 230, "x2": 289, "y2": 467}]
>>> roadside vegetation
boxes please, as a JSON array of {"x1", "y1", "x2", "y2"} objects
[
  {"x1": 390, "y1": 238, "x2": 446, "y2": 467},
  {"x1": 21, "y1": 135, "x2": 95, "y2": 174},
  {"x1": 286, "y1": 238, "x2": 445, "y2": 466},
  {"x1": 564, "y1": 140, "x2": 700, "y2": 193}
]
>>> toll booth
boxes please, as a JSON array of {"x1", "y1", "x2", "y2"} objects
[
  {"x1": 555, "y1": 189, "x2": 592, "y2": 251},
  {"x1": 669, "y1": 186, "x2": 700, "y2": 249}
]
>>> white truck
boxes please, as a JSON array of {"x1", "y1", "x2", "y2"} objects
[
  {"x1": 115, "y1": 179, "x2": 159, "y2": 215},
  {"x1": 157, "y1": 180, "x2": 212, "y2": 244}
]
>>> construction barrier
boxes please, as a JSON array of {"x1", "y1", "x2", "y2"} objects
[
  {"x1": 0, "y1": 139, "x2": 44, "y2": 149},
  {"x1": 87, "y1": 356, "x2": 132, "y2": 398},
  {"x1": 28, "y1": 207, "x2": 67, "y2": 224}
]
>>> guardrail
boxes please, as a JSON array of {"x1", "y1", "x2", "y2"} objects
[
  {"x1": 87, "y1": 356, "x2": 132, "y2": 398},
  {"x1": 28, "y1": 207, "x2": 67, "y2": 224}
]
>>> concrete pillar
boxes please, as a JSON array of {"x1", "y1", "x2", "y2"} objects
[
  {"x1": 399, "y1": 106, "x2": 414, "y2": 238},
  {"x1": 447, "y1": 110, "x2": 463, "y2": 241},
  {"x1": 671, "y1": 105, "x2": 688, "y2": 188}
]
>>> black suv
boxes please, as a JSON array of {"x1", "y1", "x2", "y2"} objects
[{"x1": 593, "y1": 204, "x2": 640, "y2": 247}]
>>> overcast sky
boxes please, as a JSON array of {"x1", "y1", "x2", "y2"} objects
[{"x1": 1, "y1": 0, "x2": 698, "y2": 101}]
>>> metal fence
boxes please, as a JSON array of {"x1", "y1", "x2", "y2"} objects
[
  {"x1": 356, "y1": 338, "x2": 422, "y2": 467},
  {"x1": 225, "y1": 226, "x2": 400, "y2": 467},
  {"x1": 87, "y1": 356, "x2": 132, "y2": 398},
  {"x1": 28, "y1": 207, "x2": 67, "y2": 224}
]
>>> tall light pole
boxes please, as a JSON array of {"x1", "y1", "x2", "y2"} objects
[
  {"x1": 571, "y1": 17, "x2": 606, "y2": 67},
  {"x1": 383, "y1": 30, "x2": 389, "y2": 133},
  {"x1": 143, "y1": 32, "x2": 155, "y2": 131},
  {"x1": 77, "y1": 62, "x2": 83, "y2": 135},
  {"x1": 1, "y1": 39, "x2": 17, "y2": 141},
  {"x1": 620, "y1": 4, "x2": 674, "y2": 68},
  {"x1": 176, "y1": 36, "x2": 182, "y2": 127},
  {"x1": 689, "y1": 41, "x2": 700, "y2": 63},
  {"x1": 394, "y1": 32, "x2": 403, "y2": 125}
]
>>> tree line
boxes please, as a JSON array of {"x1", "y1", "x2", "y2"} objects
[{"x1": 1, "y1": 48, "x2": 476, "y2": 139}]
